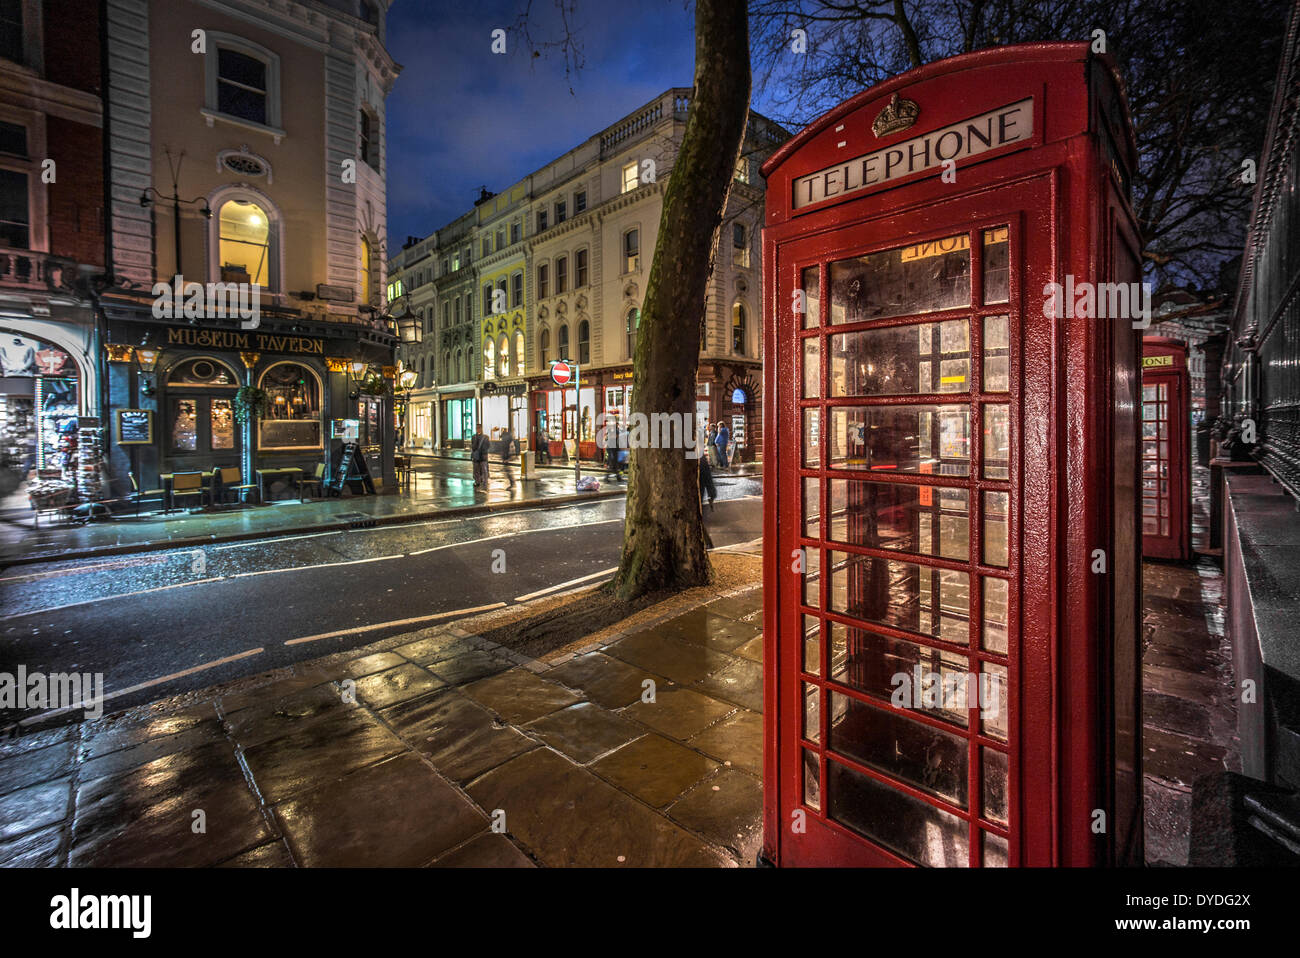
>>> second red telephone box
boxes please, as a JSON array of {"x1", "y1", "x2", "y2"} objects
[
  {"x1": 761, "y1": 43, "x2": 1144, "y2": 867},
  {"x1": 1141, "y1": 338, "x2": 1193, "y2": 560}
]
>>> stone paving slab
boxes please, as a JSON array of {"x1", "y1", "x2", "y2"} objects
[
  {"x1": 687, "y1": 710, "x2": 763, "y2": 775},
  {"x1": 466, "y1": 747, "x2": 731, "y2": 867},
  {"x1": 461, "y1": 668, "x2": 584, "y2": 724},
  {"x1": 274, "y1": 752, "x2": 486, "y2": 867},
  {"x1": 431, "y1": 832, "x2": 536, "y2": 868},
  {"x1": 545, "y1": 652, "x2": 665, "y2": 710},
  {"x1": 591, "y1": 733, "x2": 720, "y2": 808},
  {"x1": 604, "y1": 630, "x2": 740, "y2": 686},
  {"x1": 381, "y1": 690, "x2": 538, "y2": 784},
  {"x1": 523, "y1": 702, "x2": 643, "y2": 765},
  {"x1": 621, "y1": 686, "x2": 737, "y2": 741},
  {"x1": 667, "y1": 768, "x2": 763, "y2": 859}
]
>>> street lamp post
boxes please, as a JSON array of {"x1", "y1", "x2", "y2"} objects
[{"x1": 139, "y1": 148, "x2": 212, "y2": 283}]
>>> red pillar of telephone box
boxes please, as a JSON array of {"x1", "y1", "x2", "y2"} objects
[
  {"x1": 760, "y1": 43, "x2": 1143, "y2": 867},
  {"x1": 1141, "y1": 338, "x2": 1192, "y2": 561}
]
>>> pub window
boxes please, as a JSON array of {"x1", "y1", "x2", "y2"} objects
[
  {"x1": 576, "y1": 248, "x2": 588, "y2": 288},
  {"x1": 732, "y1": 302, "x2": 748, "y2": 355},
  {"x1": 205, "y1": 35, "x2": 281, "y2": 129},
  {"x1": 257, "y1": 362, "x2": 321, "y2": 450},
  {"x1": 622, "y1": 161, "x2": 639, "y2": 194},
  {"x1": 624, "y1": 228, "x2": 639, "y2": 273},
  {"x1": 558, "y1": 323, "x2": 570, "y2": 359},
  {"x1": 514, "y1": 330, "x2": 525, "y2": 376},
  {"x1": 574, "y1": 190, "x2": 587, "y2": 213},
  {"x1": 540, "y1": 328, "x2": 550, "y2": 367},
  {"x1": 0, "y1": 166, "x2": 29, "y2": 249},
  {"x1": 578, "y1": 320, "x2": 590, "y2": 365},
  {"x1": 556, "y1": 255, "x2": 568, "y2": 294},
  {"x1": 360, "y1": 236, "x2": 373, "y2": 306},
  {"x1": 538, "y1": 262, "x2": 549, "y2": 299},
  {"x1": 512, "y1": 270, "x2": 523, "y2": 308},
  {"x1": 216, "y1": 197, "x2": 273, "y2": 287}
]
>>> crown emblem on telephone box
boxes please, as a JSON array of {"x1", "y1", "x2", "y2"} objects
[{"x1": 872, "y1": 93, "x2": 920, "y2": 138}]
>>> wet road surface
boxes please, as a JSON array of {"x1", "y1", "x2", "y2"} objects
[{"x1": 0, "y1": 477, "x2": 761, "y2": 725}]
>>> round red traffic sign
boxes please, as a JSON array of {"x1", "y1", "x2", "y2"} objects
[{"x1": 551, "y1": 360, "x2": 573, "y2": 386}]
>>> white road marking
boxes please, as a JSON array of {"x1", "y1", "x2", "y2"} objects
[
  {"x1": 15, "y1": 647, "x2": 265, "y2": 725},
  {"x1": 284, "y1": 603, "x2": 507, "y2": 645},
  {"x1": 0, "y1": 577, "x2": 228, "y2": 621},
  {"x1": 407, "y1": 517, "x2": 622, "y2": 555},
  {"x1": 515, "y1": 566, "x2": 619, "y2": 602},
  {"x1": 230, "y1": 553, "x2": 404, "y2": 577}
]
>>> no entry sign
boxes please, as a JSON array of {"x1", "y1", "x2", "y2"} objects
[{"x1": 551, "y1": 360, "x2": 574, "y2": 386}]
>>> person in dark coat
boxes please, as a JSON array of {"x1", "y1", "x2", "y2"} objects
[
  {"x1": 699, "y1": 453, "x2": 716, "y2": 512},
  {"x1": 469, "y1": 426, "x2": 488, "y2": 489},
  {"x1": 498, "y1": 426, "x2": 517, "y2": 488}
]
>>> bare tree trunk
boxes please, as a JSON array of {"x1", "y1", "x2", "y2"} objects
[{"x1": 611, "y1": 0, "x2": 751, "y2": 601}]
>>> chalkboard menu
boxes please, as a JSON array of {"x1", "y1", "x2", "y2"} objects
[
  {"x1": 116, "y1": 409, "x2": 153, "y2": 445},
  {"x1": 327, "y1": 441, "x2": 375, "y2": 495}
]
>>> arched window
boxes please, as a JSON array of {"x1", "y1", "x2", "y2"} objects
[
  {"x1": 732, "y1": 302, "x2": 747, "y2": 355},
  {"x1": 218, "y1": 198, "x2": 271, "y2": 286},
  {"x1": 578, "y1": 320, "x2": 590, "y2": 365},
  {"x1": 540, "y1": 328, "x2": 550, "y2": 368},
  {"x1": 626, "y1": 308, "x2": 639, "y2": 359},
  {"x1": 558, "y1": 324, "x2": 569, "y2": 360},
  {"x1": 257, "y1": 362, "x2": 322, "y2": 450},
  {"x1": 360, "y1": 236, "x2": 373, "y2": 306},
  {"x1": 497, "y1": 334, "x2": 509, "y2": 378},
  {"x1": 483, "y1": 338, "x2": 495, "y2": 380},
  {"x1": 514, "y1": 330, "x2": 525, "y2": 376}
]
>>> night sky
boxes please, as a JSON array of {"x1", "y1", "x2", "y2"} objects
[{"x1": 384, "y1": 0, "x2": 728, "y2": 251}]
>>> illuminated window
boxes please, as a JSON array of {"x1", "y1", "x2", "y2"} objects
[
  {"x1": 360, "y1": 236, "x2": 373, "y2": 305},
  {"x1": 218, "y1": 199, "x2": 270, "y2": 286},
  {"x1": 498, "y1": 334, "x2": 509, "y2": 378},
  {"x1": 734, "y1": 155, "x2": 749, "y2": 184},
  {"x1": 257, "y1": 362, "x2": 321, "y2": 449},
  {"x1": 733, "y1": 223, "x2": 750, "y2": 268},
  {"x1": 732, "y1": 302, "x2": 747, "y2": 355},
  {"x1": 622, "y1": 161, "x2": 639, "y2": 193},
  {"x1": 483, "y1": 338, "x2": 495, "y2": 380},
  {"x1": 514, "y1": 330, "x2": 525, "y2": 376}
]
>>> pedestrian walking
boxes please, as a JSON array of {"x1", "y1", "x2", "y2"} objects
[
  {"x1": 617, "y1": 424, "x2": 630, "y2": 480},
  {"x1": 602, "y1": 417, "x2": 620, "y2": 480},
  {"x1": 707, "y1": 423, "x2": 719, "y2": 466},
  {"x1": 699, "y1": 452, "x2": 716, "y2": 512},
  {"x1": 498, "y1": 426, "x2": 517, "y2": 488},
  {"x1": 714, "y1": 420, "x2": 730, "y2": 469},
  {"x1": 470, "y1": 425, "x2": 489, "y2": 489}
]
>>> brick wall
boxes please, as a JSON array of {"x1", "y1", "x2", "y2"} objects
[{"x1": 46, "y1": 116, "x2": 105, "y2": 267}]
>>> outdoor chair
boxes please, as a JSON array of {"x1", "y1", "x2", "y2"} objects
[
  {"x1": 170, "y1": 471, "x2": 207, "y2": 511},
  {"x1": 299, "y1": 463, "x2": 326, "y2": 501},
  {"x1": 217, "y1": 466, "x2": 260, "y2": 505},
  {"x1": 128, "y1": 472, "x2": 166, "y2": 516}
]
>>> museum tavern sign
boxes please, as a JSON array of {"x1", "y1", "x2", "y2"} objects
[
  {"x1": 793, "y1": 98, "x2": 1033, "y2": 209},
  {"x1": 166, "y1": 327, "x2": 326, "y2": 354}
]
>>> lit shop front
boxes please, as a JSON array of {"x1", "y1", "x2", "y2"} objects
[{"x1": 101, "y1": 294, "x2": 396, "y2": 495}]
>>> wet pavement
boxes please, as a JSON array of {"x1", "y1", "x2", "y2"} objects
[
  {"x1": 0, "y1": 456, "x2": 629, "y2": 565},
  {"x1": 1142, "y1": 465, "x2": 1240, "y2": 865},
  {"x1": 0, "y1": 579, "x2": 765, "y2": 867}
]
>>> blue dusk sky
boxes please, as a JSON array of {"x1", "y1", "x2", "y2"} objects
[{"x1": 384, "y1": 0, "x2": 756, "y2": 251}]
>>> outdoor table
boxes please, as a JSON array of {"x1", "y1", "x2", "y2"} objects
[
  {"x1": 255, "y1": 467, "x2": 304, "y2": 502},
  {"x1": 158, "y1": 471, "x2": 216, "y2": 512}
]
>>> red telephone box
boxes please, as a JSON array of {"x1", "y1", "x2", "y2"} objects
[
  {"x1": 761, "y1": 43, "x2": 1143, "y2": 867},
  {"x1": 1141, "y1": 338, "x2": 1192, "y2": 560}
]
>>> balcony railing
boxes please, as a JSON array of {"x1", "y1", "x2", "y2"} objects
[{"x1": 0, "y1": 249, "x2": 80, "y2": 292}]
